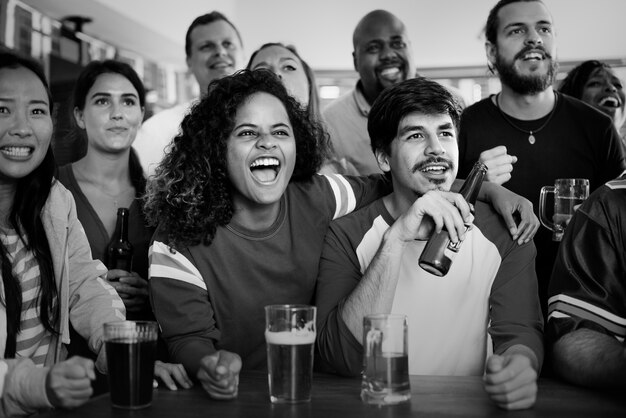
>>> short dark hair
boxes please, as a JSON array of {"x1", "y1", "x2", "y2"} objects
[
  {"x1": 185, "y1": 11, "x2": 242, "y2": 58},
  {"x1": 559, "y1": 60, "x2": 612, "y2": 100},
  {"x1": 368, "y1": 77, "x2": 462, "y2": 156},
  {"x1": 485, "y1": 0, "x2": 543, "y2": 44}
]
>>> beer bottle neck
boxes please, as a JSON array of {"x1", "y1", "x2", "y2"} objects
[
  {"x1": 114, "y1": 208, "x2": 129, "y2": 243},
  {"x1": 459, "y1": 162, "x2": 487, "y2": 205}
]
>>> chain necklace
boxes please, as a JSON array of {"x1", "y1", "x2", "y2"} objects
[{"x1": 495, "y1": 92, "x2": 558, "y2": 145}]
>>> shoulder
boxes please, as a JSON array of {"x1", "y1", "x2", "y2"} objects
[
  {"x1": 559, "y1": 93, "x2": 614, "y2": 126},
  {"x1": 472, "y1": 201, "x2": 525, "y2": 256},
  {"x1": 461, "y1": 97, "x2": 492, "y2": 118},
  {"x1": 47, "y1": 180, "x2": 74, "y2": 211},
  {"x1": 580, "y1": 176, "x2": 626, "y2": 220},
  {"x1": 328, "y1": 199, "x2": 387, "y2": 242}
]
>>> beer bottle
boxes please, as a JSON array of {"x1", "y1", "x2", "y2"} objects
[
  {"x1": 107, "y1": 208, "x2": 133, "y2": 272},
  {"x1": 418, "y1": 161, "x2": 487, "y2": 276}
]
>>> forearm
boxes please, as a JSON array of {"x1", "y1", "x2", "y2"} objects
[
  {"x1": 552, "y1": 328, "x2": 626, "y2": 390},
  {"x1": 0, "y1": 359, "x2": 52, "y2": 416},
  {"x1": 341, "y1": 228, "x2": 405, "y2": 343},
  {"x1": 169, "y1": 338, "x2": 217, "y2": 378},
  {"x1": 502, "y1": 344, "x2": 539, "y2": 372}
]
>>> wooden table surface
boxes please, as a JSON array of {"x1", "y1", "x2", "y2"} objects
[{"x1": 37, "y1": 371, "x2": 625, "y2": 417}]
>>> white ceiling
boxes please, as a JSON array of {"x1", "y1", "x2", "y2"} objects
[{"x1": 21, "y1": 0, "x2": 626, "y2": 71}]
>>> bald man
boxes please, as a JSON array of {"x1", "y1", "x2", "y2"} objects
[{"x1": 322, "y1": 10, "x2": 417, "y2": 175}]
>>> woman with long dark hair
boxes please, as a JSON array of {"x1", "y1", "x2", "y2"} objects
[
  {"x1": 0, "y1": 52, "x2": 124, "y2": 414},
  {"x1": 56, "y1": 60, "x2": 191, "y2": 393}
]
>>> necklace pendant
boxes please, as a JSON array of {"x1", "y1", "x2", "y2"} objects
[{"x1": 528, "y1": 134, "x2": 536, "y2": 144}]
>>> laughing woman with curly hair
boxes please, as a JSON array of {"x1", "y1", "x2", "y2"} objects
[{"x1": 144, "y1": 69, "x2": 388, "y2": 399}]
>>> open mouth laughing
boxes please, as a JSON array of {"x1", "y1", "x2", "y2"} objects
[
  {"x1": 377, "y1": 63, "x2": 405, "y2": 84},
  {"x1": 250, "y1": 156, "x2": 281, "y2": 182},
  {"x1": 598, "y1": 96, "x2": 622, "y2": 109}
]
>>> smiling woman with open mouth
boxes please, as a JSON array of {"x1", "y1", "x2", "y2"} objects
[{"x1": 143, "y1": 69, "x2": 390, "y2": 399}]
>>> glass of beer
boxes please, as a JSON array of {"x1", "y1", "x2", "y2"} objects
[
  {"x1": 539, "y1": 178, "x2": 589, "y2": 241},
  {"x1": 361, "y1": 314, "x2": 411, "y2": 405},
  {"x1": 264, "y1": 304, "x2": 316, "y2": 403},
  {"x1": 103, "y1": 321, "x2": 158, "y2": 409}
]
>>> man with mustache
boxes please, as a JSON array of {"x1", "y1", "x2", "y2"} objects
[
  {"x1": 457, "y1": 0, "x2": 625, "y2": 321},
  {"x1": 322, "y1": 10, "x2": 417, "y2": 175},
  {"x1": 133, "y1": 11, "x2": 245, "y2": 176},
  {"x1": 316, "y1": 77, "x2": 543, "y2": 410}
]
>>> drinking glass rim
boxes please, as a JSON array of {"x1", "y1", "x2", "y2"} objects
[
  {"x1": 264, "y1": 304, "x2": 316, "y2": 312},
  {"x1": 364, "y1": 313, "x2": 407, "y2": 321},
  {"x1": 554, "y1": 178, "x2": 589, "y2": 184},
  {"x1": 104, "y1": 320, "x2": 158, "y2": 328}
]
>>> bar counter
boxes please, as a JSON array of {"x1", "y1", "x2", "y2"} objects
[{"x1": 37, "y1": 371, "x2": 625, "y2": 417}]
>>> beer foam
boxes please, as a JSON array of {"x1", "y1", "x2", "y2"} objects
[{"x1": 265, "y1": 330, "x2": 316, "y2": 345}]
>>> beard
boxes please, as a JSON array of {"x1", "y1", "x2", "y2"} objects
[{"x1": 494, "y1": 49, "x2": 558, "y2": 95}]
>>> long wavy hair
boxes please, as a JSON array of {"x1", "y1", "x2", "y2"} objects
[
  {"x1": 70, "y1": 60, "x2": 147, "y2": 193},
  {"x1": 144, "y1": 69, "x2": 329, "y2": 248},
  {"x1": 247, "y1": 43, "x2": 321, "y2": 120},
  {"x1": 0, "y1": 52, "x2": 59, "y2": 357}
]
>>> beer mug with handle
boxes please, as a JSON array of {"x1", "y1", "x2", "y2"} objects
[{"x1": 539, "y1": 178, "x2": 589, "y2": 241}]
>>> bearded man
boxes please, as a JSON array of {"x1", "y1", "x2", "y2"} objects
[{"x1": 457, "y1": 0, "x2": 625, "y2": 325}]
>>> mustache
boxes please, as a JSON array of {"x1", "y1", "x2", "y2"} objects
[
  {"x1": 411, "y1": 157, "x2": 454, "y2": 173},
  {"x1": 515, "y1": 45, "x2": 552, "y2": 61}
]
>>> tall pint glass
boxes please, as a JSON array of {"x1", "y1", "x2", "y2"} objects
[
  {"x1": 103, "y1": 321, "x2": 158, "y2": 409},
  {"x1": 361, "y1": 314, "x2": 411, "y2": 405},
  {"x1": 264, "y1": 304, "x2": 316, "y2": 404}
]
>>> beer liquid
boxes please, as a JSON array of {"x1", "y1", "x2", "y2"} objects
[
  {"x1": 362, "y1": 353, "x2": 410, "y2": 404},
  {"x1": 106, "y1": 338, "x2": 156, "y2": 409},
  {"x1": 265, "y1": 331, "x2": 315, "y2": 403},
  {"x1": 553, "y1": 196, "x2": 585, "y2": 239}
]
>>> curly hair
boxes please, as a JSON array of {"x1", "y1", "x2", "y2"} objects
[{"x1": 144, "y1": 69, "x2": 329, "y2": 248}]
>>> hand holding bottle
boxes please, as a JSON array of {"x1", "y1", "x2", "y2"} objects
[
  {"x1": 390, "y1": 190, "x2": 473, "y2": 244},
  {"x1": 107, "y1": 269, "x2": 149, "y2": 312}
]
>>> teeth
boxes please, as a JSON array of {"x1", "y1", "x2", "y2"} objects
[
  {"x1": 524, "y1": 53, "x2": 542, "y2": 60},
  {"x1": 250, "y1": 157, "x2": 279, "y2": 168},
  {"x1": 421, "y1": 165, "x2": 447, "y2": 173},
  {"x1": 380, "y1": 68, "x2": 400, "y2": 78},
  {"x1": 1, "y1": 146, "x2": 32, "y2": 157},
  {"x1": 599, "y1": 97, "x2": 620, "y2": 107}
]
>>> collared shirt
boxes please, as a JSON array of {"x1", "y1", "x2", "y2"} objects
[{"x1": 322, "y1": 82, "x2": 382, "y2": 175}]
